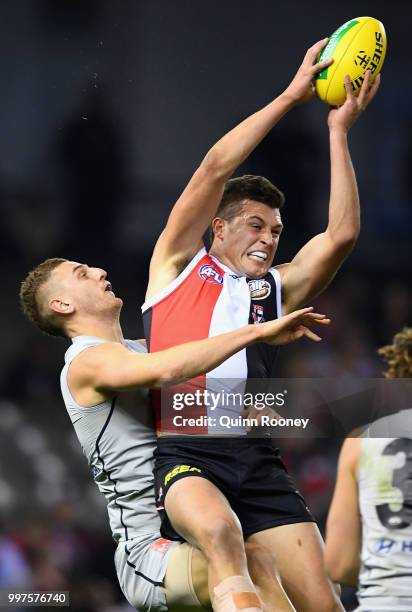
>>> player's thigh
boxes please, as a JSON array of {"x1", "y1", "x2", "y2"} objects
[
  {"x1": 164, "y1": 542, "x2": 210, "y2": 609},
  {"x1": 247, "y1": 522, "x2": 342, "y2": 611},
  {"x1": 164, "y1": 475, "x2": 242, "y2": 547}
]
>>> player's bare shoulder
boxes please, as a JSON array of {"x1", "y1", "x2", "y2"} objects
[{"x1": 67, "y1": 342, "x2": 125, "y2": 407}]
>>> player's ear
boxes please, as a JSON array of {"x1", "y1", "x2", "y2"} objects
[
  {"x1": 211, "y1": 217, "x2": 226, "y2": 241},
  {"x1": 49, "y1": 297, "x2": 74, "y2": 315}
]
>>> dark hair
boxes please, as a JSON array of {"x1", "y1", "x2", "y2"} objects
[
  {"x1": 218, "y1": 174, "x2": 284, "y2": 219},
  {"x1": 378, "y1": 327, "x2": 412, "y2": 378},
  {"x1": 20, "y1": 258, "x2": 68, "y2": 337},
  {"x1": 210, "y1": 175, "x2": 285, "y2": 242}
]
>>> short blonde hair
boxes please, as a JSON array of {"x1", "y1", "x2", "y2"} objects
[{"x1": 20, "y1": 258, "x2": 67, "y2": 337}]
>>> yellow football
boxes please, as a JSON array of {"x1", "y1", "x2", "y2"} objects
[{"x1": 315, "y1": 17, "x2": 387, "y2": 106}]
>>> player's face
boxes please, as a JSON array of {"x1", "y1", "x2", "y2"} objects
[
  {"x1": 51, "y1": 261, "x2": 123, "y2": 315},
  {"x1": 219, "y1": 201, "x2": 283, "y2": 278}
]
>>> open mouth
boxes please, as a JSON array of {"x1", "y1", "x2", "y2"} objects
[
  {"x1": 248, "y1": 251, "x2": 268, "y2": 263},
  {"x1": 105, "y1": 282, "x2": 113, "y2": 292}
]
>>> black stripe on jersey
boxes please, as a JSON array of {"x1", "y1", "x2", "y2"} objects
[
  {"x1": 142, "y1": 307, "x2": 153, "y2": 352},
  {"x1": 95, "y1": 397, "x2": 129, "y2": 541},
  {"x1": 246, "y1": 272, "x2": 280, "y2": 380},
  {"x1": 124, "y1": 551, "x2": 164, "y2": 587},
  {"x1": 95, "y1": 398, "x2": 164, "y2": 588},
  {"x1": 143, "y1": 307, "x2": 156, "y2": 422},
  {"x1": 95, "y1": 396, "x2": 116, "y2": 445}
]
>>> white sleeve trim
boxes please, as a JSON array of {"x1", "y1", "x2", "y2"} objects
[
  {"x1": 269, "y1": 267, "x2": 282, "y2": 318},
  {"x1": 141, "y1": 247, "x2": 206, "y2": 313}
]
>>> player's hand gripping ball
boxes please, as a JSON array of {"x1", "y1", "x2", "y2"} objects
[{"x1": 315, "y1": 17, "x2": 387, "y2": 106}]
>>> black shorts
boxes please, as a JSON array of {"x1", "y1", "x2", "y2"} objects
[{"x1": 153, "y1": 436, "x2": 315, "y2": 541}]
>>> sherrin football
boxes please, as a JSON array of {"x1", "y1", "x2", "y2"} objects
[{"x1": 315, "y1": 17, "x2": 387, "y2": 106}]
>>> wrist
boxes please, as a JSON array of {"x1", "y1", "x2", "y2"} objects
[
  {"x1": 278, "y1": 90, "x2": 300, "y2": 110},
  {"x1": 246, "y1": 323, "x2": 263, "y2": 345},
  {"x1": 329, "y1": 125, "x2": 349, "y2": 139}
]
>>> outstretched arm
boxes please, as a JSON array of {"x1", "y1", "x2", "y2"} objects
[
  {"x1": 325, "y1": 437, "x2": 362, "y2": 586},
  {"x1": 147, "y1": 40, "x2": 332, "y2": 299},
  {"x1": 68, "y1": 308, "x2": 330, "y2": 403},
  {"x1": 279, "y1": 71, "x2": 381, "y2": 314}
]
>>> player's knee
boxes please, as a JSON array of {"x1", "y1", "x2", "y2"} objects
[
  {"x1": 197, "y1": 516, "x2": 243, "y2": 559},
  {"x1": 304, "y1": 585, "x2": 342, "y2": 612}
]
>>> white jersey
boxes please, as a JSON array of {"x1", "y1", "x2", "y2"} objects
[
  {"x1": 61, "y1": 335, "x2": 159, "y2": 543},
  {"x1": 357, "y1": 420, "x2": 412, "y2": 611},
  {"x1": 60, "y1": 336, "x2": 178, "y2": 610}
]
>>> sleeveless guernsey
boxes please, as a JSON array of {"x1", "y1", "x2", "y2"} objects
[
  {"x1": 357, "y1": 425, "x2": 412, "y2": 611},
  {"x1": 60, "y1": 335, "x2": 159, "y2": 543},
  {"x1": 142, "y1": 248, "x2": 282, "y2": 433}
]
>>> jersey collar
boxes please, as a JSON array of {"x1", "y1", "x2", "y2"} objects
[{"x1": 209, "y1": 253, "x2": 242, "y2": 278}]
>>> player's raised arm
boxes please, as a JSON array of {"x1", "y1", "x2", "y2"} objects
[
  {"x1": 69, "y1": 308, "x2": 330, "y2": 397},
  {"x1": 147, "y1": 40, "x2": 333, "y2": 299},
  {"x1": 278, "y1": 70, "x2": 381, "y2": 314},
  {"x1": 325, "y1": 437, "x2": 362, "y2": 587}
]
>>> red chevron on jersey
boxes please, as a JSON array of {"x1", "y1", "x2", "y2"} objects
[
  {"x1": 143, "y1": 250, "x2": 225, "y2": 433},
  {"x1": 142, "y1": 248, "x2": 282, "y2": 434}
]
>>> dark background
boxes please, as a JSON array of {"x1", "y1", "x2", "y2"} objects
[{"x1": 0, "y1": 2, "x2": 410, "y2": 610}]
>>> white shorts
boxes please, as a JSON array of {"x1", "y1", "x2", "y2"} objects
[{"x1": 115, "y1": 535, "x2": 202, "y2": 610}]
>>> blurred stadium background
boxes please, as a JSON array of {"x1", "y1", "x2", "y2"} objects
[{"x1": 0, "y1": 1, "x2": 410, "y2": 610}]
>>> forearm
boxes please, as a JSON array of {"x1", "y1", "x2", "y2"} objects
[
  {"x1": 151, "y1": 324, "x2": 259, "y2": 386},
  {"x1": 325, "y1": 520, "x2": 361, "y2": 587},
  {"x1": 203, "y1": 93, "x2": 296, "y2": 179},
  {"x1": 89, "y1": 309, "x2": 323, "y2": 391},
  {"x1": 326, "y1": 128, "x2": 360, "y2": 246},
  {"x1": 326, "y1": 554, "x2": 360, "y2": 587},
  {"x1": 87, "y1": 326, "x2": 258, "y2": 392}
]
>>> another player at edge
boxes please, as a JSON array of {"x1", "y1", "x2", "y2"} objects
[{"x1": 325, "y1": 328, "x2": 412, "y2": 612}]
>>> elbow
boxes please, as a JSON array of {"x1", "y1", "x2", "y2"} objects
[
  {"x1": 325, "y1": 554, "x2": 358, "y2": 586},
  {"x1": 329, "y1": 229, "x2": 360, "y2": 254},
  {"x1": 325, "y1": 561, "x2": 346, "y2": 584},
  {"x1": 153, "y1": 364, "x2": 184, "y2": 388},
  {"x1": 342, "y1": 228, "x2": 360, "y2": 247},
  {"x1": 139, "y1": 359, "x2": 174, "y2": 389},
  {"x1": 150, "y1": 370, "x2": 171, "y2": 388},
  {"x1": 201, "y1": 148, "x2": 232, "y2": 181},
  {"x1": 339, "y1": 234, "x2": 358, "y2": 254}
]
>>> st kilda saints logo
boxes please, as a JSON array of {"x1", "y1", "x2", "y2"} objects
[
  {"x1": 248, "y1": 278, "x2": 271, "y2": 300},
  {"x1": 198, "y1": 264, "x2": 223, "y2": 284},
  {"x1": 252, "y1": 304, "x2": 265, "y2": 324}
]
